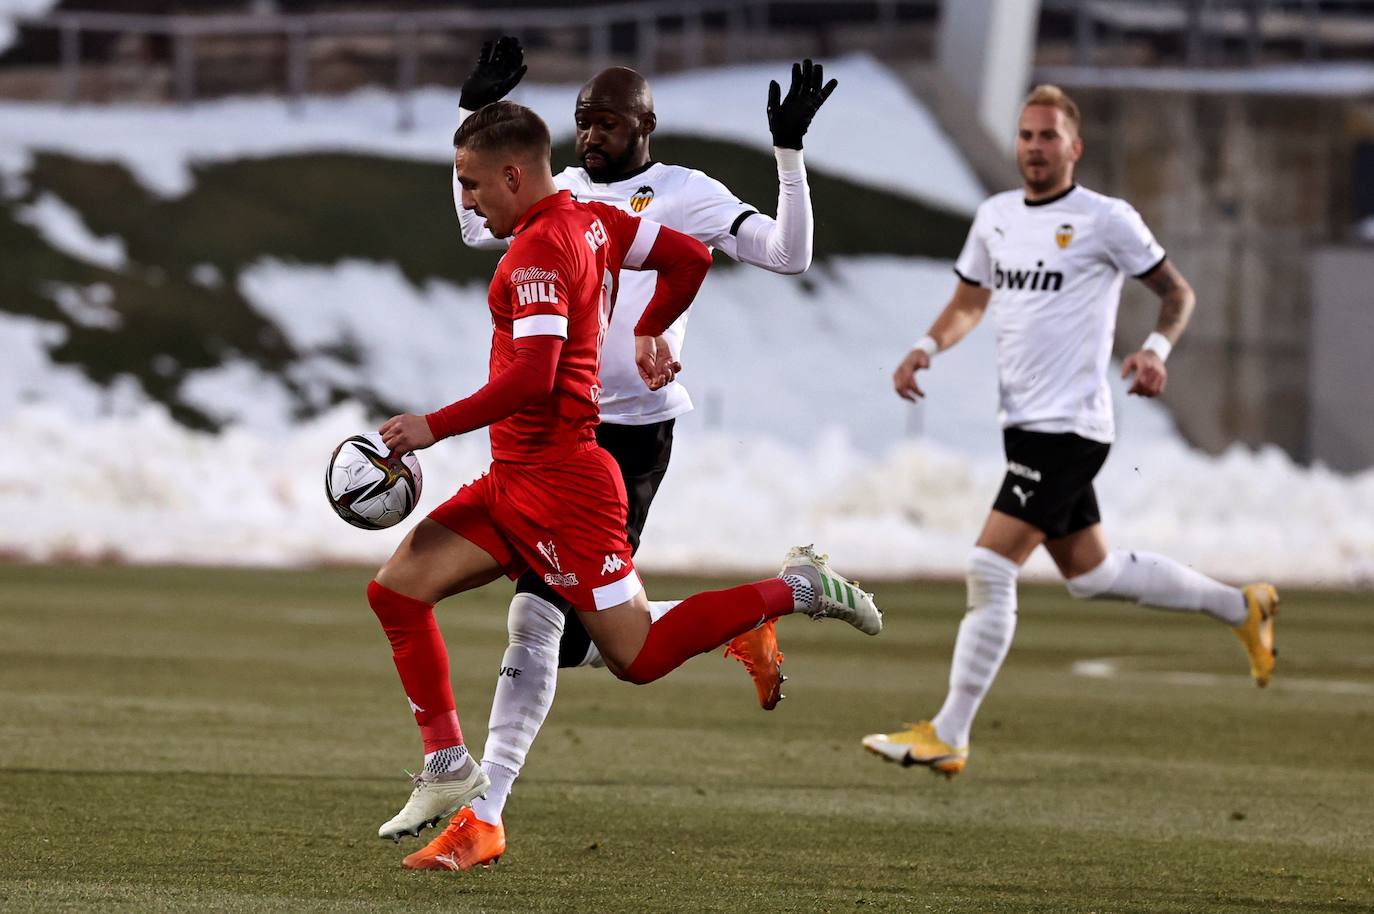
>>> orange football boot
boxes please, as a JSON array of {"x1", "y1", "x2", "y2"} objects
[
  {"x1": 401, "y1": 807, "x2": 506, "y2": 871},
  {"x1": 723, "y1": 620, "x2": 787, "y2": 710}
]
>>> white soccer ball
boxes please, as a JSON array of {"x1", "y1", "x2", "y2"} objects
[{"x1": 325, "y1": 432, "x2": 423, "y2": 530}]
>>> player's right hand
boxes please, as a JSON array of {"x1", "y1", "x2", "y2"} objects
[
  {"x1": 460, "y1": 36, "x2": 527, "y2": 110},
  {"x1": 892, "y1": 348, "x2": 931, "y2": 401},
  {"x1": 635, "y1": 335, "x2": 682, "y2": 391},
  {"x1": 378, "y1": 413, "x2": 436, "y2": 456}
]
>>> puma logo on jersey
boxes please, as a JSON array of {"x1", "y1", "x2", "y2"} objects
[
  {"x1": 601, "y1": 554, "x2": 627, "y2": 576},
  {"x1": 1012, "y1": 485, "x2": 1035, "y2": 507},
  {"x1": 993, "y1": 259, "x2": 1064, "y2": 292}
]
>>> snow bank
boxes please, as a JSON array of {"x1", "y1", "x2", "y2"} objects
[
  {"x1": 0, "y1": 55, "x2": 983, "y2": 213},
  {"x1": 5, "y1": 400, "x2": 1370, "y2": 587}
]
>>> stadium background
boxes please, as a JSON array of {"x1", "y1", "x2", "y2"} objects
[{"x1": 2, "y1": 3, "x2": 1372, "y2": 913}]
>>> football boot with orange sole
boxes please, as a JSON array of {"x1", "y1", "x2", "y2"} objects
[
  {"x1": 723, "y1": 621, "x2": 787, "y2": 710},
  {"x1": 401, "y1": 807, "x2": 506, "y2": 871}
]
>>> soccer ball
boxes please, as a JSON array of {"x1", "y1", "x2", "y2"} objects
[{"x1": 325, "y1": 433, "x2": 423, "y2": 530}]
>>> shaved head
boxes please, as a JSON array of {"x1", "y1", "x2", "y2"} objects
[
  {"x1": 576, "y1": 67, "x2": 653, "y2": 119},
  {"x1": 573, "y1": 67, "x2": 656, "y2": 182}
]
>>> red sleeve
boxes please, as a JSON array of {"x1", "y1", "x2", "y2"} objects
[
  {"x1": 631, "y1": 225, "x2": 714, "y2": 337},
  {"x1": 424, "y1": 335, "x2": 562, "y2": 441}
]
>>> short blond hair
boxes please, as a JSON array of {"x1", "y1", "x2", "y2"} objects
[{"x1": 1022, "y1": 84, "x2": 1081, "y2": 135}]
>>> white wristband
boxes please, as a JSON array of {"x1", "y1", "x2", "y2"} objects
[
  {"x1": 773, "y1": 147, "x2": 805, "y2": 176},
  {"x1": 913, "y1": 335, "x2": 940, "y2": 359},
  {"x1": 1142, "y1": 332, "x2": 1172, "y2": 362}
]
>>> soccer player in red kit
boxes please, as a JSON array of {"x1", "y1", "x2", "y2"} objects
[{"x1": 365, "y1": 101, "x2": 883, "y2": 844}]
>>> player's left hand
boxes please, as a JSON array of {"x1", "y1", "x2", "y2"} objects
[
  {"x1": 378, "y1": 414, "x2": 436, "y2": 455},
  {"x1": 1121, "y1": 350, "x2": 1167, "y2": 397},
  {"x1": 635, "y1": 335, "x2": 682, "y2": 391},
  {"x1": 767, "y1": 59, "x2": 838, "y2": 150}
]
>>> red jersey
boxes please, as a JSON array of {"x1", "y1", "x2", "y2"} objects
[{"x1": 485, "y1": 190, "x2": 653, "y2": 463}]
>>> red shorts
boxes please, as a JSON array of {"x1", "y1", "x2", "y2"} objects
[{"x1": 428, "y1": 445, "x2": 641, "y2": 612}]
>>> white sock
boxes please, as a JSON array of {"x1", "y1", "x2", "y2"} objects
[
  {"x1": 781, "y1": 572, "x2": 816, "y2": 613},
  {"x1": 1066, "y1": 550, "x2": 1246, "y2": 626},
  {"x1": 476, "y1": 593, "x2": 564, "y2": 821},
  {"x1": 470, "y1": 762, "x2": 516, "y2": 825},
  {"x1": 931, "y1": 547, "x2": 1019, "y2": 749}
]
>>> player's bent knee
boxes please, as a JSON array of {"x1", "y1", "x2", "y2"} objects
[
  {"x1": 966, "y1": 546, "x2": 1021, "y2": 611},
  {"x1": 1065, "y1": 551, "x2": 1122, "y2": 600},
  {"x1": 507, "y1": 593, "x2": 565, "y2": 654}
]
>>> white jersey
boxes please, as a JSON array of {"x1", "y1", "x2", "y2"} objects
[
  {"x1": 457, "y1": 163, "x2": 757, "y2": 425},
  {"x1": 954, "y1": 184, "x2": 1165, "y2": 443}
]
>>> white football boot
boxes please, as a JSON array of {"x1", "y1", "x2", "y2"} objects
[
  {"x1": 781, "y1": 545, "x2": 883, "y2": 636},
  {"x1": 378, "y1": 755, "x2": 490, "y2": 842}
]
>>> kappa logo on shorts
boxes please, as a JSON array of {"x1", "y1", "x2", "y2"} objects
[
  {"x1": 601, "y1": 554, "x2": 627, "y2": 576},
  {"x1": 1012, "y1": 485, "x2": 1035, "y2": 507}
]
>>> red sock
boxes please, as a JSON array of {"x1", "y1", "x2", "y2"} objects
[
  {"x1": 367, "y1": 580, "x2": 463, "y2": 754},
  {"x1": 622, "y1": 579, "x2": 794, "y2": 684}
]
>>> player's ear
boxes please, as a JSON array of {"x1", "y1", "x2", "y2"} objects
[
  {"x1": 639, "y1": 111, "x2": 657, "y2": 138},
  {"x1": 504, "y1": 163, "x2": 521, "y2": 193},
  {"x1": 1070, "y1": 134, "x2": 1084, "y2": 162}
]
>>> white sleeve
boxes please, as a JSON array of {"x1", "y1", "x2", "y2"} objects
[
  {"x1": 678, "y1": 169, "x2": 758, "y2": 251},
  {"x1": 452, "y1": 107, "x2": 510, "y2": 252},
  {"x1": 1101, "y1": 200, "x2": 1166, "y2": 277},
  {"x1": 726, "y1": 148, "x2": 813, "y2": 275},
  {"x1": 953, "y1": 203, "x2": 992, "y2": 287}
]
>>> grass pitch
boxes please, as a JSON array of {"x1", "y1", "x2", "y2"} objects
[{"x1": 2, "y1": 564, "x2": 1371, "y2": 913}]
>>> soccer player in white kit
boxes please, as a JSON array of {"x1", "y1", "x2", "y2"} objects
[
  {"x1": 403, "y1": 39, "x2": 838, "y2": 869},
  {"x1": 863, "y1": 85, "x2": 1279, "y2": 778}
]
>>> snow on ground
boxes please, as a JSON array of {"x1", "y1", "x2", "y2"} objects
[
  {"x1": 4, "y1": 399, "x2": 1370, "y2": 586},
  {"x1": 3, "y1": 254, "x2": 1370, "y2": 586},
  {"x1": 0, "y1": 55, "x2": 984, "y2": 213},
  {"x1": 15, "y1": 193, "x2": 129, "y2": 270}
]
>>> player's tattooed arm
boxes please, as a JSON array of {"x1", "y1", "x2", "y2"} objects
[{"x1": 1138, "y1": 258, "x2": 1196, "y2": 344}]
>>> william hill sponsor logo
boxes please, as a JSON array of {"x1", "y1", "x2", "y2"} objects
[
  {"x1": 629, "y1": 185, "x2": 654, "y2": 212},
  {"x1": 993, "y1": 259, "x2": 1064, "y2": 292},
  {"x1": 512, "y1": 266, "x2": 559, "y2": 307}
]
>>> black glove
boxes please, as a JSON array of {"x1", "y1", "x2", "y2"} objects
[
  {"x1": 767, "y1": 59, "x2": 838, "y2": 150},
  {"x1": 460, "y1": 36, "x2": 527, "y2": 111}
]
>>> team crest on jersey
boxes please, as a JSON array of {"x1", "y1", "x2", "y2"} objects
[
  {"x1": 629, "y1": 185, "x2": 655, "y2": 213},
  {"x1": 1055, "y1": 223, "x2": 1075, "y2": 249}
]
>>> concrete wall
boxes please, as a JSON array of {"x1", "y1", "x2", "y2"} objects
[
  {"x1": 1310, "y1": 247, "x2": 1374, "y2": 472},
  {"x1": 1060, "y1": 86, "x2": 1358, "y2": 461}
]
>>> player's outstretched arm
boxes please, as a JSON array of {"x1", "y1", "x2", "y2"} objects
[
  {"x1": 893, "y1": 281, "x2": 991, "y2": 401},
  {"x1": 379, "y1": 336, "x2": 563, "y2": 454},
  {"x1": 1121, "y1": 258, "x2": 1195, "y2": 397},
  {"x1": 728, "y1": 59, "x2": 838, "y2": 275}
]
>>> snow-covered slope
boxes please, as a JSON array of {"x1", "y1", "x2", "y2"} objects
[{"x1": 1, "y1": 61, "x2": 1368, "y2": 585}]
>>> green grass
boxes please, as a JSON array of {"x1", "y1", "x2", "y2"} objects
[{"x1": 2, "y1": 565, "x2": 1371, "y2": 913}]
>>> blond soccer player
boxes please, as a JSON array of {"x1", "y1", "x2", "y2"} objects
[{"x1": 863, "y1": 85, "x2": 1278, "y2": 778}]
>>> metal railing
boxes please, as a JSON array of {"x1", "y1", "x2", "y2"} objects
[
  {"x1": 13, "y1": 1, "x2": 935, "y2": 115},
  {"x1": 1041, "y1": 0, "x2": 1374, "y2": 67}
]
